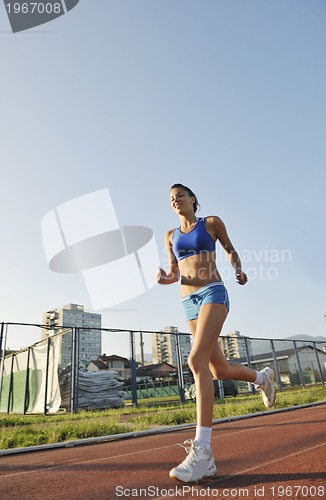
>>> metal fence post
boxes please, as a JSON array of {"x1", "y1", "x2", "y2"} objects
[
  {"x1": 244, "y1": 337, "x2": 255, "y2": 394},
  {"x1": 23, "y1": 346, "x2": 31, "y2": 414},
  {"x1": 70, "y1": 327, "x2": 79, "y2": 413},
  {"x1": 270, "y1": 339, "x2": 283, "y2": 392},
  {"x1": 217, "y1": 379, "x2": 225, "y2": 400},
  {"x1": 313, "y1": 341, "x2": 324, "y2": 384},
  {"x1": 44, "y1": 337, "x2": 51, "y2": 415},
  {"x1": 0, "y1": 322, "x2": 4, "y2": 361},
  {"x1": 0, "y1": 323, "x2": 5, "y2": 407},
  {"x1": 7, "y1": 354, "x2": 15, "y2": 414},
  {"x1": 130, "y1": 331, "x2": 138, "y2": 407},
  {"x1": 75, "y1": 327, "x2": 80, "y2": 412},
  {"x1": 175, "y1": 331, "x2": 186, "y2": 403},
  {"x1": 293, "y1": 340, "x2": 305, "y2": 388}
]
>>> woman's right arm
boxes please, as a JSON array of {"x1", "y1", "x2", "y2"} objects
[{"x1": 156, "y1": 230, "x2": 180, "y2": 284}]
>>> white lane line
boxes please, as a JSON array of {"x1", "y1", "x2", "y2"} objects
[
  {"x1": 153, "y1": 441, "x2": 326, "y2": 500},
  {"x1": 214, "y1": 441, "x2": 326, "y2": 484},
  {"x1": 212, "y1": 410, "x2": 326, "y2": 441},
  {"x1": 1, "y1": 408, "x2": 325, "y2": 480},
  {"x1": 0, "y1": 443, "x2": 174, "y2": 479}
]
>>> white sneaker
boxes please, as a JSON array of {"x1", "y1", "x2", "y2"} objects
[
  {"x1": 169, "y1": 439, "x2": 216, "y2": 483},
  {"x1": 256, "y1": 367, "x2": 276, "y2": 408}
]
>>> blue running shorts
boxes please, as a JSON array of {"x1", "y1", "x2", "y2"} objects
[{"x1": 181, "y1": 281, "x2": 230, "y2": 321}]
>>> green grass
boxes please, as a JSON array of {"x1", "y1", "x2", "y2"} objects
[{"x1": 0, "y1": 385, "x2": 325, "y2": 450}]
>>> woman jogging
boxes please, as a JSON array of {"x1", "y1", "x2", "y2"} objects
[{"x1": 157, "y1": 183, "x2": 276, "y2": 483}]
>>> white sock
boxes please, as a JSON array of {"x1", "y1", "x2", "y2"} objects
[
  {"x1": 195, "y1": 426, "x2": 212, "y2": 449},
  {"x1": 254, "y1": 371, "x2": 264, "y2": 386}
]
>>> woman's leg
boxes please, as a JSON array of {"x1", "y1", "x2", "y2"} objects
[
  {"x1": 189, "y1": 316, "x2": 275, "y2": 410},
  {"x1": 187, "y1": 303, "x2": 228, "y2": 428},
  {"x1": 209, "y1": 343, "x2": 257, "y2": 382},
  {"x1": 209, "y1": 342, "x2": 275, "y2": 408},
  {"x1": 170, "y1": 301, "x2": 274, "y2": 483},
  {"x1": 189, "y1": 317, "x2": 258, "y2": 384},
  {"x1": 168, "y1": 304, "x2": 226, "y2": 481}
]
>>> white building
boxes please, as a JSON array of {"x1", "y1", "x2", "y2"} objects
[
  {"x1": 152, "y1": 326, "x2": 192, "y2": 366},
  {"x1": 42, "y1": 303, "x2": 101, "y2": 370},
  {"x1": 287, "y1": 346, "x2": 326, "y2": 376},
  {"x1": 237, "y1": 345, "x2": 326, "y2": 385}
]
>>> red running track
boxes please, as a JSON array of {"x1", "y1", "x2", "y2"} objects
[{"x1": 0, "y1": 405, "x2": 325, "y2": 500}]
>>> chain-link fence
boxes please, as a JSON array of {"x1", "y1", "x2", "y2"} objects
[{"x1": 0, "y1": 322, "x2": 325, "y2": 414}]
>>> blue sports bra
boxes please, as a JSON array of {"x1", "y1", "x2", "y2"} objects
[{"x1": 172, "y1": 217, "x2": 215, "y2": 261}]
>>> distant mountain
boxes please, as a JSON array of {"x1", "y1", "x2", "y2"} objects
[
  {"x1": 246, "y1": 334, "x2": 326, "y2": 356},
  {"x1": 284, "y1": 334, "x2": 326, "y2": 343}
]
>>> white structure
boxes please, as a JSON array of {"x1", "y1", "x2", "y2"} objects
[
  {"x1": 152, "y1": 326, "x2": 192, "y2": 366},
  {"x1": 287, "y1": 346, "x2": 326, "y2": 374},
  {"x1": 41, "y1": 188, "x2": 159, "y2": 310},
  {"x1": 237, "y1": 345, "x2": 326, "y2": 385},
  {"x1": 42, "y1": 303, "x2": 101, "y2": 370}
]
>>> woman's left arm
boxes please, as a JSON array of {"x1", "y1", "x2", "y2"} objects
[{"x1": 208, "y1": 216, "x2": 248, "y2": 285}]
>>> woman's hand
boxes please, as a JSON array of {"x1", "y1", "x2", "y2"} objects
[
  {"x1": 156, "y1": 267, "x2": 167, "y2": 284},
  {"x1": 156, "y1": 267, "x2": 180, "y2": 285},
  {"x1": 236, "y1": 270, "x2": 248, "y2": 285}
]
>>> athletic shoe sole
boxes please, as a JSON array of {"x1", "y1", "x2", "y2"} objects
[{"x1": 169, "y1": 470, "x2": 217, "y2": 484}]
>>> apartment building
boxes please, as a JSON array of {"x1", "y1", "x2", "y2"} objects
[
  {"x1": 152, "y1": 326, "x2": 192, "y2": 366},
  {"x1": 42, "y1": 303, "x2": 101, "y2": 370},
  {"x1": 218, "y1": 330, "x2": 249, "y2": 360}
]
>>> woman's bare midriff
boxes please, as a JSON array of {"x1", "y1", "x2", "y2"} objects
[{"x1": 179, "y1": 252, "x2": 222, "y2": 296}]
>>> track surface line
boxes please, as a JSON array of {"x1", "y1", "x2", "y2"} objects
[
  {"x1": 211, "y1": 442, "x2": 326, "y2": 484},
  {"x1": 1, "y1": 406, "x2": 322, "y2": 479},
  {"x1": 2, "y1": 410, "x2": 322, "y2": 480}
]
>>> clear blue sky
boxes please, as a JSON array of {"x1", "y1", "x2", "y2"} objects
[{"x1": 0, "y1": 0, "x2": 325, "y2": 357}]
